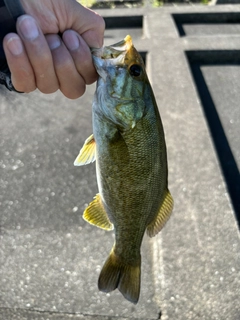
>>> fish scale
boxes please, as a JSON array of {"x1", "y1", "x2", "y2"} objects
[{"x1": 74, "y1": 35, "x2": 173, "y2": 304}]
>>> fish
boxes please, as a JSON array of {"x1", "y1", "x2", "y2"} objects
[{"x1": 74, "y1": 35, "x2": 173, "y2": 304}]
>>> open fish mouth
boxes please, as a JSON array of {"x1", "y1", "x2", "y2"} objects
[
  {"x1": 91, "y1": 36, "x2": 134, "y2": 79},
  {"x1": 91, "y1": 35, "x2": 132, "y2": 61},
  {"x1": 91, "y1": 35, "x2": 133, "y2": 80}
]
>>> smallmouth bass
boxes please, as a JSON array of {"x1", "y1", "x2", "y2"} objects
[{"x1": 74, "y1": 35, "x2": 173, "y2": 304}]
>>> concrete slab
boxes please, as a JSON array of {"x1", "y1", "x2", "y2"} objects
[
  {"x1": 200, "y1": 65, "x2": 240, "y2": 171},
  {"x1": 143, "y1": 5, "x2": 240, "y2": 320},
  {"x1": 1, "y1": 4, "x2": 240, "y2": 320}
]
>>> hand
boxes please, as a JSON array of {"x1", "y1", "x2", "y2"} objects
[{"x1": 3, "y1": 0, "x2": 105, "y2": 98}]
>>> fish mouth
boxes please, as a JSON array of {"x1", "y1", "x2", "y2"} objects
[
  {"x1": 91, "y1": 35, "x2": 133, "y2": 79},
  {"x1": 91, "y1": 35, "x2": 132, "y2": 61}
]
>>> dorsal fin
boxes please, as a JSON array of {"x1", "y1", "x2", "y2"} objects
[
  {"x1": 83, "y1": 194, "x2": 113, "y2": 231},
  {"x1": 147, "y1": 189, "x2": 174, "y2": 238},
  {"x1": 74, "y1": 134, "x2": 96, "y2": 166}
]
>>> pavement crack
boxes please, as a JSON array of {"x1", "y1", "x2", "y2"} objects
[
  {"x1": 0, "y1": 306, "x2": 157, "y2": 319},
  {"x1": 157, "y1": 309, "x2": 162, "y2": 319}
]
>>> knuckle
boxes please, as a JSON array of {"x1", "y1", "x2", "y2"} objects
[
  {"x1": 62, "y1": 84, "x2": 86, "y2": 100},
  {"x1": 39, "y1": 86, "x2": 58, "y2": 94},
  {"x1": 94, "y1": 14, "x2": 105, "y2": 34},
  {"x1": 61, "y1": 60, "x2": 74, "y2": 72},
  {"x1": 77, "y1": 54, "x2": 92, "y2": 70},
  {"x1": 14, "y1": 81, "x2": 36, "y2": 93},
  {"x1": 12, "y1": 70, "x2": 36, "y2": 93},
  {"x1": 36, "y1": 75, "x2": 59, "y2": 94},
  {"x1": 85, "y1": 74, "x2": 97, "y2": 85},
  {"x1": 37, "y1": 52, "x2": 52, "y2": 66}
]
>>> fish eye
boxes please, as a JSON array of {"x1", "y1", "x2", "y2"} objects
[{"x1": 129, "y1": 64, "x2": 142, "y2": 77}]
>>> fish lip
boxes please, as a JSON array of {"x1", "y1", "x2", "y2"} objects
[
  {"x1": 91, "y1": 35, "x2": 133, "y2": 78},
  {"x1": 91, "y1": 48, "x2": 126, "y2": 67},
  {"x1": 92, "y1": 55, "x2": 108, "y2": 81},
  {"x1": 103, "y1": 35, "x2": 132, "y2": 57},
  {"x1": 106, "y1": 35, "x2": 132, "y2": 52},
  {"x1": 91, "y1": 35, "x2": 132, "y2": 61},
  {"x1": 92, "y1": 52, "x2": 126, "y2": 79}
]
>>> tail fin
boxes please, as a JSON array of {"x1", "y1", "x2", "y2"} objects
[{"x1": 98, "y1": 249, "x2": 141, "y2": 304}]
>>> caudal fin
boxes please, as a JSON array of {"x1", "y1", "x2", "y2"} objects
[{"x1": 98, "y1": 249, "x2": 141, "y2": 304}]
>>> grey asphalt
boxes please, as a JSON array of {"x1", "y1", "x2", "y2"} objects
[{"x1": 1, "y1": 4, "x2": 240, "y2": 320}]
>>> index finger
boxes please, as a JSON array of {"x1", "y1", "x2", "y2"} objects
[{"x1": 62, "y1": 2, "x2": 105, "y2": 48}]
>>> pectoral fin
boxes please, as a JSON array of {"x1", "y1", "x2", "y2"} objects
[
  {"x1": 83, "y1": 194, "x2": 113, "y2": 231},
  {"x1": 74, "y1": 134, "x2": 96, "y2": 166},
  {"x1": 147, "y1": 189, "x2": 174, "y2": 237}
]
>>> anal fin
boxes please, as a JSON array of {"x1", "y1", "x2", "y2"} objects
[
  {"x1": 147, "y1": 189, "x2": 174, "y2": 237},
  {"x1": 83, "y1": 194, "x2": 113, "y2": 231}
]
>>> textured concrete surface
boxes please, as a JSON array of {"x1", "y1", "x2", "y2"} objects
[
  {"x1": 200, "y1": 65, "x2": 240, "y2": 171},
  {"x1": 1, "y1": 4, "x2": 240, "y2": 320},
  {"x1": 144, "y1": 6, "x2": 240, "y2": 319}
]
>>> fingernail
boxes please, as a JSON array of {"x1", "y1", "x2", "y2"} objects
[
  {"x1": 18, "y1": 16, "x2": 39, "y2": 41},
  {"x1": 6, "y1": 37, "x2": 23, "y2": 55},
  {"x1": 64, "y1": 31, "x2": 80, "y2": 51},
  {"x1": 46, "y1": 35, "x2": 61, "y2": 50}
]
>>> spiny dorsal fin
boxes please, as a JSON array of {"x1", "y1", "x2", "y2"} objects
[
  {"x1": 74, "y1": 134, "x2": 96, "y2": 166},
  {"x1": 147, "y1": 189, "x2": 174, "y2": 238},
  {"x1": 83, "y1": 194, "x2": 113, "y2": 231}
]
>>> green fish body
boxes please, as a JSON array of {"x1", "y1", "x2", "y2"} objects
[{"x1": 74, "y1": 36, "x2": 173, "y2": 304}]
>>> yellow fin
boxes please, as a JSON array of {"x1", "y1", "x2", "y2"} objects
[
  {"x1": 83, "y1": 194, "x2": 113, "y2": 231},
  {"x1": 74, "y1": 134, "x2": 96, "y2": 166},
  {"x1": 98, "y1": 248, "x2": 141, "y2": 304},
  {"x1": 147, "y1": 189, "x2": 174, "y2": 238}
]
